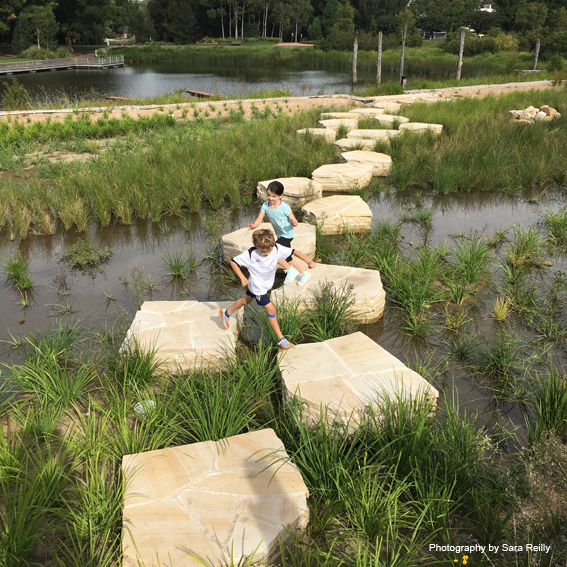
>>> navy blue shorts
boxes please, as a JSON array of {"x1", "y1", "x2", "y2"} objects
[
  {"x1": 276, "y1": 236, "x2": 294, "y2": 263},
  {"x1": 246, "y1": 288, "x2": 271, "y2": 306}
]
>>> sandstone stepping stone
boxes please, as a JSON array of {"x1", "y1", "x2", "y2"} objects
[
  {"x1": 296, "y1": 128, "x2": 336, "y2": 141},
  {"x1": 302, "y1": 195, "x2": 372, "y2": 235},
  {"x1": 318, "y1": 118, "x2": 358, "y2": 132},
  {"x1": 221, "y1": 222, "x2": 316, "y2": 264},
  {"x1": 257, "y1": 177, "x2": 322, "y2": 209},
  {"x1": 372, "y1": 101, "x2": 401, "y2": 113},
  {"x1": 272, "y1": 266, "x2": 385, "y2": 324},
  {"x1": 124, "y1": 301, "x2": 243, "y2": 373},
  {"x1": 311, "y1": 162, "x2": 373, "y2": 193},
  {"x1": 347, "y1": 129, "x2": 401, "y2": 140},
  {"x1": 347, "y1": 108, "x2": 385, "y2": 116},
  {"x1": 374, "y1": 114, "x2": 409, "y2": 126},
  {"x1": 334, "y1": 138, "x2": 377, "y2": 151},
  {"x1": 122, "y1": 429, "x2": 309, "y2": 567},
  {"x1": 339, "y1": 150, "x2": 392, "y2": 177},
  {"x1": 279, "y1": 332, "x2": 438, "y2": 428},
  {"x1": 399, "y1": 122, "x2": 443, "y2": 135},
  {"x1": 320, "y1": 112, "x2": 358, "y2": 119}
]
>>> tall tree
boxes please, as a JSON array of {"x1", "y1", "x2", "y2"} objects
[
  {"x1": 14, "y1": 4, "x2": 59, "y2": 50},
  {"x1": 201, "y1": 0, "x2": 228, "y2": 37},
  {"x1": 398, "y1": 7, "x2": 413, "y2": 82},
  {"x1": 289, "y1": 0, "x2": 313, "y2": 41}
]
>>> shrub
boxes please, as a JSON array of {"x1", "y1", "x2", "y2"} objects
[
  {"x1": 442, "y1": 30, "x2": 498, "y2": 55},
  {"x1": 19, "y1": 46, "x2": 50, "y2": 60},
  {"x1": 494, "y1": 32, "x2": 519, "y2": 52},
  {"x1": 62, "y1": 239, "x2": 112, "y2": 270},
  {"x1": 0, "y1": 78, "x2": 30, "y2": 111}
]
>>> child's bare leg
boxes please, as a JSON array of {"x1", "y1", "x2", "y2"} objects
[
  {"x1": 264, "y1": 302, "x2": 284, "y2": 340},
  {"x1": 277, "y1": 258, "x2": 291, "y2": 270},
  {"x1": 227, "y1": 294, "x2": 253, "y2": 316},
  {"x1": 287, "y1": 259, "x2": 305, "y2": 273}
]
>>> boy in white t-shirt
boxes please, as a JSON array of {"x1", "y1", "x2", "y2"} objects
[{"x1": 220, "y1": 229, "x2": 316, "y2": 350}]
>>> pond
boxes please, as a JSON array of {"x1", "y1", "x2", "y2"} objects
[{"x1": 2, "y1": 185, "x2": 566, "y2": 440}]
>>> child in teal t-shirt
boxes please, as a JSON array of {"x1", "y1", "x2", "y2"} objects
[{"x1": 248, "y1": 180, "x2": 314, "y2": 285}]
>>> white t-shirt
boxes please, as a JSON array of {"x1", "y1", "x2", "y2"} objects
[{"x1": 233, "y1": 244, "x2": 294, "y2": 295}]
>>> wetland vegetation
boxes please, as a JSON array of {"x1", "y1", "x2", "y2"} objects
[{"x1": 1, "y1": 87, "x2": 567, "y2": 565}]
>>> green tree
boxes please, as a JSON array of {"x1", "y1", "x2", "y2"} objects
[
  {"x1": 515, "y1": 1, "x2": 548, "y2": 34},
  {"x1": 322, "y1": 0, "x2": 355, "y2": 50},
  {"x1": 201, "y1": 0, "x2": 228, "y2": 37},
  {"x1": 15, "y1": 4, "x2": 59, "y2": 51},
  {"x1": 289, "y1": 0, "x2": 313, "y2": 41},
  {"x1": 321, "y1": 0, "x2": 340, "y2": 36},
  {"x1": 467, "y1": 8, "x2": 500, "y2": 35}
]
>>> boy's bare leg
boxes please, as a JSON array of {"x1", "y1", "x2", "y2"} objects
[
  {"x1": 264, "y1": 302, "x2": 284, "y2": 340},
  {"x1": 227, "y1": 294, "x2": 253, "y2": 316},
  {"x1": 277, "y1": 258, "x2": 305, "y2": 273}
]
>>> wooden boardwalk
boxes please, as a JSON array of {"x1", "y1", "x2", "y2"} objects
[{"x1": 0, "y1": 56, "x2": 125, "y2": 75}]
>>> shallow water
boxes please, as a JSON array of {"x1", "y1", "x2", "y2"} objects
[{"x1": 1, "y1": 186, "x2": 566, "y2": 438}]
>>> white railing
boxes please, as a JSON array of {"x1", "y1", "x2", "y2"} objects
[{"x1": 0, "y1": 55, "x2": 124, "y2": 71}]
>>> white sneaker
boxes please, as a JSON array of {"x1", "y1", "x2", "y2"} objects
[
  {"x1": 297, "y1": 271, "x2": 311, "y2": 286},
  {"x1": 283, "y1": 267, "x2": 299, "y2": 285}
]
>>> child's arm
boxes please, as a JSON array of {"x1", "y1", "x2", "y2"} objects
[
  {"x1": 248, "y1": 211, "x2": 265, "y2": 230},
  {"x1": 288, "y1": 211, "x2": 299, "y2": 227},
  {"x1": 292, "y1": 250, "x2": 317, "y2": 269},
  {"x1": 230, "y1": 260, "x2": 249, "y2": 287}
]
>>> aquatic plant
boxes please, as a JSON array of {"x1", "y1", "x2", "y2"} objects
[
  {"x1": 1, "y1": 251, "x2": 34, "y2": 290},
  {"x1": 62, "y1": 239, "x2": 112, "y2": 270}
]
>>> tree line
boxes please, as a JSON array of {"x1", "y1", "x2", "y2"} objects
[{"x1": 1, "y1": 0, "x2": 566, "y2": 57}]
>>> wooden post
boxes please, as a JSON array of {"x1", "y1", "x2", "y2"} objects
[
  {"x1": 376, "y1": 31, "x2": 382, "y2": 85},
  {"x1": 533, "y1": 38, "x2": 540, "y2": 71},
  {"x1": 352, "y1": 36, "x2": 358, "y2": 86},
  {"x1": 456, "y1": 30, "x2": 465, "y2": 79}
]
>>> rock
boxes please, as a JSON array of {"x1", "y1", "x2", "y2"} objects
[
  {"x1": 221, "y1": 222, "x2": 316, "y2": 264},
  {"x1": 540, "y1": 105, "x2": 559, "y2": 118},
  {"x1": 278, "y1": 332, "x2": 439, "y2": 429},
  {"x1": 320, "y1": 112, "x2": 359, "y2": 120},
  {"x1": 317, "y1": 118, "x2": 359, "y2": 133},
  {"x1": 525, "y1": 106, "x2": 538, "y2": 118},
  {"x1": 124, "y1": 301, "x2": 243, "y2": 373},
  {"x1": 374, "y1": 114, "x2": 409, "y2": 126},
  {"x1": 347, "y1": 129, "x2": 401, "y2": 140},
  {"x1": 372, "y1": 101, "x2": 401, "y2": 113},
  {"x1": 296, "y1": 128, "x2": 336, "y2": 141},
  {"x1": 301, "y1": 195, "x2": 372, "y2": 235},
  {"x1": 272, "y1": 268, "x2": 385, "y2": 325},
  {"x1": 311, "y1": 163, "x2": 373, "y2": 193},
  {"x1": 122, "y1": 429, "x2": 309, "y2": 567},
  {"x1": 533, "y1": 111, "x2": 547, "y2": 122},
  {"x1": 509, "y1": 110, "x2": 522, "y2": 119},
  {"x1": 518, "y1": 110, "x2": 533, "y2": 121},
  {"x1": 334, "y1": 138, "x2": 377, "y2": 150},
  {"x1": 257, "y1": 177, "x2": 322, "y2": 210},
  {"x1": 339, "y1": 150, "x2": 392, "y2": 177},
  {"x1": 348, "y1": 108, "x2": 386, "y2": 116},
  {"x1": 398, "y1": 122, "x2": 443, "y2": 135}
]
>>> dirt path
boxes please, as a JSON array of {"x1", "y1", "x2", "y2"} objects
[{"x1": 0, "y1": 80, "x2": 561, "y2": 126}]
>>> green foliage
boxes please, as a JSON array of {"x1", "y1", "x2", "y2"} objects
[
  {"x1": 0, "y1": 78, "x2": 31, "y2": 111},
  {"x1": 528, "y1": 370, "x2": 567, "y2": 442},
  {"x1": 62, "y1": 239, "x2": 112, "y2": 270},
  {"x1": 1, "y1": 250, "x2": 34, "y2": 290}
]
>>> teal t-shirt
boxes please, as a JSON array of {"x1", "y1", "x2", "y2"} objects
[{"x1": 261, "y1": 201, "x2": 295, "y2": 239}]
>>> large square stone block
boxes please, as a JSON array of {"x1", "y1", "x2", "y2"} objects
[
  {"x1": 256, "y1": 177, "x2": 322, "y2": 210},
  {"x1": 334, "y1": 138, "x2": 377, "y2": 151},
  {"x1": 347, "y1": 129, "x2": 401, "y2": 140},
  {"x1": 279, "y1": 332, "x2": 438, "y2": 428},
  {"x1": 399, "y1": 122, "x2": 443, "y2": 135},
  {"x1": 372, "y1": 101, "x2": 401, "y2": 113},
  {"x1": 317, "y1": 118, "x2": 359, "y2": 132},
  {"x1": 301, "y1": 195, "x2": 372, "y2": 235},
  {"x1": 271, "y1": 263, "x2": 385, "y2": 324},
  {"x1": 124, "y1": 301, "x2": 242, "y2": 373},
  {"x1": 122, "y1": 429, "x2": 309, "y2": 567},
  {"x1": 374, "y1": 114, "x2": 409, "y2": 126},
  {"x1": 339, "y1": 150, "x2": 392, "y2": 177},
  {"x1": 348, "y1": 108, "x2": 385, "y2": 116},
  {"x1": 221, "y1": 222, "x2": 316, "y2": 264},
  {"x1": 296, "y1": 128, "x2": 336, "y2": 141},
  {"x1": 310, "y1": 163, "x2": 373, "y2": 193}
]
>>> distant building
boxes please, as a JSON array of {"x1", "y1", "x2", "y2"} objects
[
  {"x1": 422, "y1": 31, "x2": 448, "y2": 40},
  {"x1": 117, "y1": 32, "x2": 128, "y2": 38},
  {"x1": 480, "y1": 4, "x2": 495, "y2": 12}
]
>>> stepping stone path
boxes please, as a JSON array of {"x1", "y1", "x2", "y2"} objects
[
  {"x1": 124, "y1": 301, "x2": 242, "y2": 373},
  {"x1": 347, "y1": 129, "x2": 401, "y2": 140},
  {"x1": 334, "y1": 138, "x2": 376, "y2": 150},
  {"x1": 311, "y1": 163, "x2": 373, "y2": 193},
  {"x1": 272, "y1": 267, "x2": 385, "y2": 324},
  {"x1": 399, "y1": 122, "x2": 443, "y2": 135},
  {"x1": 122, "y1": 429, "x2": 309, "y2": 567},
  {"x1": 296, "y1": 128, "x2": 336, "y2": 141},
  {"x1": 257, "y1": 177, "x2": 322, "y2": 209},
  {"x1": 318, "y1": 118, "x2": 358, "y2": 132},
  {"x1": 374, "y1": 114, "x2": 409, "y2": 126},
  {"x1": 320, "y1": 112, "x2": 359, "y2": 119},
  {"x1": 348, "y1": 108, "x2": 386, "y2": 116},
  {"x1": 279, "y1": 332, "x2": 439, "y2": 428},
  {"x1": 221, "y1": 222, "x2": 316, "y2": 264},
  {"x1": 302, "y1": 195, "x2": 372, "y2": 235},
  {"x1": 339, "y1": 150, "x2": 392, "y2": 177},
  {"x1": 372, "y1": 101, "x2": 401, "y2": 113}
]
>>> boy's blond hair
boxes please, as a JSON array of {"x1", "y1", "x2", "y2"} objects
[{"x1": 252, "y1": 229, "x2": 276, "y2": 250}]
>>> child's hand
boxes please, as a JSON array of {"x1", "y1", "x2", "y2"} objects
[
  {"x1": 247, "y1": 223, "x2": 255, "y2": 230},
  {"x1": 291, "y1": 218, "x2": 298, "y2": 227},
  {"x1": 308, "y1": 261, "x2": 317, "y2": 269},
  {"x1": 240, "y1": 277, "x2": 249, "y2": 287}
]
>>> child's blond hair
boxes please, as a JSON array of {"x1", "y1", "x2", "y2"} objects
[{"x1": 252, "y1": 229, "x2": 276, "y2": 250}]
